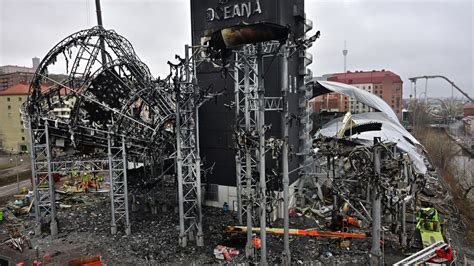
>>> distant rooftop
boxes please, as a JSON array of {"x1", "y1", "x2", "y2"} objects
[
  {"x1": 0, "y1": 82, "x2": 51, "y2": 96},
  {"x1": 327, "y1": 70, "x2": 402, "y2": 84},
  {"x1": 464, "y1": 102, "x2": 474, "y2": 110},
  {"x1": 0, "y1": 83, "x2": 31, "y2": 95},
  {"x1": 0, "y1": 65, "x2": 35, "y2": 74}
]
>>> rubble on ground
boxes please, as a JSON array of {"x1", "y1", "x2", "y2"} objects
[{"x1": 0, "y1": 175, "x2": 374, "y2": 265}]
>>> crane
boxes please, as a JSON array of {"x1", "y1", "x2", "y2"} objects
[{"x1": 408, "y1": 75, "x2": 473, "y2": 102}]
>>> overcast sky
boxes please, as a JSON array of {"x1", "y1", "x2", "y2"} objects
[{"x1": 0, "y1": 0, "x2": 472, "y2": 99}]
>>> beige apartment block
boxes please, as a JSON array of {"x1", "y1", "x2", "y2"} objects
[{"x1": 0, "y1": 83, "x2": 30, "y2": 153}]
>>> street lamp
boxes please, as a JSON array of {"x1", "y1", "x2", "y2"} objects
[{"x1": 10, "y1": 151, "x2": 24, "y2": 194}]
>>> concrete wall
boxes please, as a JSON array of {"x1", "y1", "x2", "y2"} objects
[{"x1": 204, "y1": 182, "x2": 298, "y2": 219}]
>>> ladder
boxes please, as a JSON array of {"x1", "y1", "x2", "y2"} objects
[{"x1": 394, "y1": 241, "x2": 447, "y2": 266}]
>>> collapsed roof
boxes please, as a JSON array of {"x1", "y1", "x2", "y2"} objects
[{"x1": 310, "y1": 80, "x2": 427, "y2": 173}]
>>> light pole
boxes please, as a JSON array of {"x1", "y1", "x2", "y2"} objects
[{"x1": 10, "y1": 152, "x2": 24, "y2": 194}]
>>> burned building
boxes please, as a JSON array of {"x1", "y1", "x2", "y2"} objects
[{"x1": 190, "y1": 0, "x2": 312, "y2": 208}]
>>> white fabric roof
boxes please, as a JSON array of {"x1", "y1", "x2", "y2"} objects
[
  {"x1": 314, "y1": 81, "x2": 427, "y2": 173},
  {"x1": 316, "y1": 80, "x2": 400, "y2": 124},
  {"x1": 317, "y1": 112, "x2": 427, "y2": 173}
]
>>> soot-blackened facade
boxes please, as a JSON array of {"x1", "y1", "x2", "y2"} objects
[{"x1": 190, "y1": 0, "x2": 306, "y2": 191}]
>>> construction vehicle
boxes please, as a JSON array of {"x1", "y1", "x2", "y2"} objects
[{"x1": 416, "y1": 207, "x2": 444, "y2": 248}]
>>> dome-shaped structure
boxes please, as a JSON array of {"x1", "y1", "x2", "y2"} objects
[{"x1": 25, "y1": 27, "x2": 175, "y2": 155}]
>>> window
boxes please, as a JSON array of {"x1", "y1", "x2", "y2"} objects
[
  {"x1": 21, "y1": 129, "x2": 24, "y2": 133},
  {"x1": 18, "y1": 97, "x2": 22, "y2": 101},
  {"x1": 7, "y1": 97, "x2": 10, "y2": 102},
  {"x1": 206, "y1": 184, "x2": 219, "y2": 202},
  {"x1": 20, "y1": 121, "x2": 23, "y2": 125},
  {"x1": 7, "y1": 105, "x2": 11, "y2": 110},
  {"x1": 21, "y1": 137, "x2": 25, "y2": 141},
  {"x1": 20, "y1": 145, "x2": 28, "y2": 152}
]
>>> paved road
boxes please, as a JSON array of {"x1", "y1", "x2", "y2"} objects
[{"x1": 0, "y1": 179, "x2": 31, "y2": 197}]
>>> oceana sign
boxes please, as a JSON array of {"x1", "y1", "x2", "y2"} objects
[{"x1": 206, "y1": 0, "x2": 262, "y2": 22}]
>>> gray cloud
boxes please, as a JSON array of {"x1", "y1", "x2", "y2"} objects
[{"x1": 1, "y1": 0, "x2": 472, "y2": 98}]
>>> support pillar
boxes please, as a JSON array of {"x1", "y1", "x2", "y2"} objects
[
  {"x1": 107, "y1": 134, "x2": 117, "y2": 235},
  {"x1": 122, "y1": 136, "x2": 131, "y2": 236},
  {"x1": 281, "y1": 44, "x2": 291, "y2": 265},
  {"x1": 370, "y1": 145, "x2": 382, "y2": 266},
  {"x1": 234, "y1": 62, "x2": 243, "y2": 225},
  {"x1": 243, "y1": 61, "x2": 255, "y2": 260},
  {"x1": 44, "y1": 123, "x2": 58, "y2": 237},
  {"x1": 244, "y1": 149, "x2": 254, "y2": 259},
  {"x1": 400, "y1": 160, "x2": 408, "y2": 248},
  {"x1": 176, "y1": 125, "x2": 187, "y2": 247},
  {"x1": 235, "y1": 154, "x2": 242, "y2": 224},
  {"x1": 195, "y1": 107, "x2": 204, "y2": 247},
  {"x1": 256, "y1": 43, "x2": 267, "y2": 264},
  {"x1": 174, "y1": 44, "x2": 204, "y2": 247},
  {"x1": 28, "y1": 119, "x2": 42, "y2": 236}
]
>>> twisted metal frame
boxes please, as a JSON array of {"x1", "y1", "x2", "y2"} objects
[{"x1": 24, "y1": 27, "x2": 176, "y2": 236}]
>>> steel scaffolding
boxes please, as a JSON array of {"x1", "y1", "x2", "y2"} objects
[
  {"x1": 175, "y1": 45, "x2": 204, "y2": 247},
  {"x1": 29, "y1": 120, "x2": 57, "y2": 236},
  {"x1": 233, "y1": 42, "x2": 283, "y2": 262},
  {"x1": 234, "y1": 47, "x2": 259, "y2": 231},
  {"x1": 107, "y1": 135, "x2": 131, "y2": 235},
  {"x1": 28, "y1": 118, "x2": 131, "y2": 236}
]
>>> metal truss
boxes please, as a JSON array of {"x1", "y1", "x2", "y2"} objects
[
  {"x1": 234, "y1": 48, "x2": 260, "y2": 227},
  {"x1": 29, "y1": 120, "x2": 57, "y2": 236},
  {"x1": 265, "y1": 97, "x2": 283, "y2": 111},
  {"x1": 27, "y1": 117, "x2": 131, "y2": 236},
  {"x1": 47, "y1": 159, "x2": 109, "y2": 173},
  {"x1": 107, "y1": 134, "x2": 131, "y2": 235},
  {"x1": 233, "y1": 42, "x2": 285, "y2": 262},
  {"x1": 173, "y1": 45, "x2": 205, "y2": 247},
  {"x1": 26, "y1": 26, "x2": 175, "y2": 156}
]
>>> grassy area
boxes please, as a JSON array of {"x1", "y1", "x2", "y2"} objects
[
  {"x1": 0, "y1": 162, "x2": 15, "y2": 170},
  {"x1": 0, "y1": 170, "x2": 31, "y2": 187}
]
